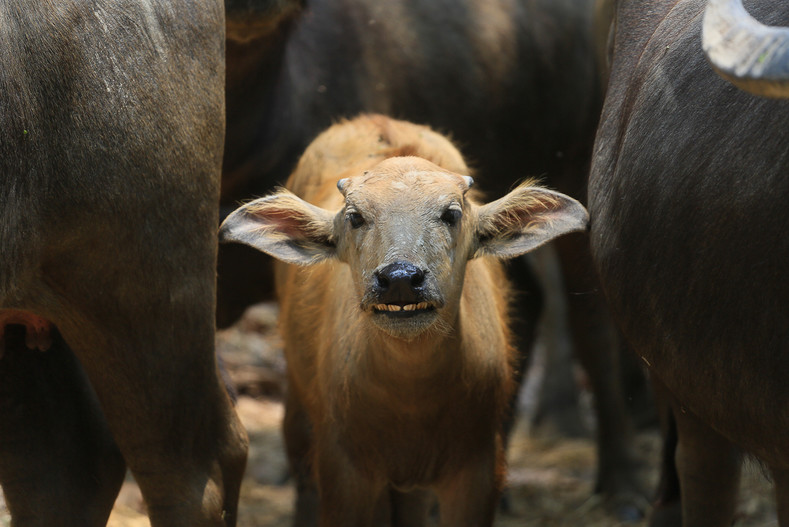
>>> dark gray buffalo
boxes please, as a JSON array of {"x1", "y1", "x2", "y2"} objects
[
  {"x1": 220, "y1": 0, "x2": 645, "y2": 516},
  {"x1": 589, "y1": 0, "x2": 789, "y2": 524},
  {"x1": 0, "y1": 2, "x2": 247, "y2": 525}
]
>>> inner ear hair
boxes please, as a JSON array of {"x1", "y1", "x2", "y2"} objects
[
  {"x1": 474, "y1": 182, "x2": 588, "y2": 259},
  {"x1": 478, "y1": 183, "x2": 561, "y2": 236}
]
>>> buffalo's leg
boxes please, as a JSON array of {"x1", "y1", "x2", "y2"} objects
[
  {"x1": 673, "y1": 403, "x2": 741, "y2": 527},
  {"x1": 500, "y1": 255, "x2": 543, "y2": 443},
  {"x1": 528, "y1": 246, "x2": 587, "y2": 438},
  {"x1": 434, "y1": 441, "x2": 502, "y2": 527},
  {"x1": 283, "y1": 385, "x2": 319, "y2": 527},
  {"x1": 0, "y1": 328, "x2": 125, "y2": 527},
  {"x1": 67, "y1": 324, "x2": 248, "y2": 527},
  {"x1": 314, "y1": 434, "x2": 384, "y2": 527},
  {"x1": 390, "y1": 488, "x2": 430, "y2": 527},
  {"x1": 46, "y1": 266, "x2": 248, "y2": 525},
  {"x1": 498, "y1": 255, "x2": 543, "y2": 513},
  {"x1": 649, "y1": 380, "x2": 682, "y2": 527},
  {"x1": 555, "y1": 233, "x2": 643, "y2": 515}
]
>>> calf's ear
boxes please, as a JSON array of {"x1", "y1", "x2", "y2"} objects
[
  {"x1": 473, "y1": 182, "x2": 588, "y2": 259},
  {"x1": 219, "y1": 190, "x2": 336, "y2": 265}
]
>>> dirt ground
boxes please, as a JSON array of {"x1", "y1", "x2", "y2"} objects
[{"x1": 0, "y1": 302, "x2": 778, "y2": 526}]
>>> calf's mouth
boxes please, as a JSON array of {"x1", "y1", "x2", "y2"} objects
[{"x1": 372, "y1": 302, "x2": 435, "y2": 317}]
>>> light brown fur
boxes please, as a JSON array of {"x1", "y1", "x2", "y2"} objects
[
  {"x1": 220, "y1": 114, "x2": 588, "y2": 526},
  {"x1": 280, "y1": 118, "x2": 513, "y2": 526}
]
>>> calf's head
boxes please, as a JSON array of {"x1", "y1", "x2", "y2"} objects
[{"x1": 220, "y1": 156, "x2": 588, "y2": 340}]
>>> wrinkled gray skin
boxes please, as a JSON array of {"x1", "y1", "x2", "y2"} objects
[
  {"x1": 590, "y1": 0, "x2": 789, "y2": 525},
  {"x1": 0, "y1": 2, "x2": 247, "y2": 525}
]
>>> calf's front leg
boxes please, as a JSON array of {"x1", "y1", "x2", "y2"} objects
[
  {"x1": 433, "y1": 439, "x2": 502, "y2": 527},
  {"x1": 315, "y1": 433, "x2": 386, "y2": 527}
]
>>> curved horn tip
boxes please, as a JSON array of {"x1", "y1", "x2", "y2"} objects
[{"x1": 702, "y1": 0, "x2": 789, "y2": 98}]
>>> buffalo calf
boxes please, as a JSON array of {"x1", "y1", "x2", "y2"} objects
[{"x1": 221, "y1": 114, "x2": 587, "y2": 526}]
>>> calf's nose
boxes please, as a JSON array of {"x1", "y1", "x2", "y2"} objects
[{"x1": 374, "y1": 261, "x2": 425, "y2": 303}]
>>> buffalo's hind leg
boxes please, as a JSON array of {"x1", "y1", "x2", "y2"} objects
[
  {"x1": 649, "y1": 381, "x2": 682, "y2": 527},
  {"x1": 45, "y1": 249, "x2": 248, "y2": 526},
  {"x1": 500, "y1": 254, "x2": 543, "y2": 444},
  {"x1": 555, "y1": 232, "x2": 646, "y2": 518},
  {"x1": 63, "y1": 318, "x2": 248, "y2": 527},
  {"x1": 672, "y1": 397, "x2": 741, "y2": 527},
  {"x1": 0, "y1": 327, "x2": 126, "y2": 526}
]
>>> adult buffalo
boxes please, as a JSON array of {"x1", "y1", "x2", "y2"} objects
[
  {"x1": 220, "y1": 0, "x2": 644, "y2": 515},
  {"x1": 589, "y1": 0, "x2": 789, "y2": 524},
  {"x1": 0, "y1": 2, "x2": 247, "y2": 525}
]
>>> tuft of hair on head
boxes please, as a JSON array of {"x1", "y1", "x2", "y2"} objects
[{"x1": 366, "y1": 114, "x2": 470, "y2": 175}]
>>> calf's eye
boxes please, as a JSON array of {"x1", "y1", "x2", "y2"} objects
[
  {"x1": 348, "y1": 212, "x2": 365, "y2": 228},
  {"x1": 441, "y1": 207, "x2": 462, "y2": 226}
]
